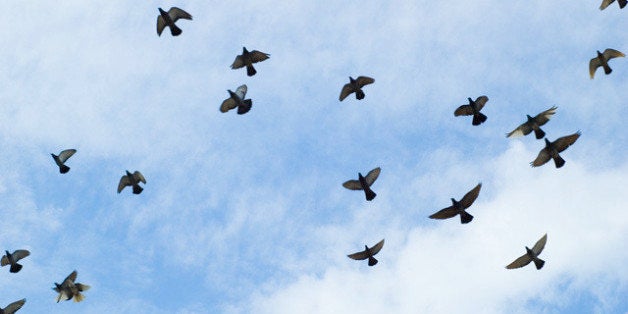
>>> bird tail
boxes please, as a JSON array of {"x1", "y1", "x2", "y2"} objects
[
  {"x1": 533, "y1": 128, "x2": 545, "y2": 140},
  {"x1": 472, "y1": 113, "x2": 487, "y2": 125},
  {"x1": 533, "y1": 258, "x2": 545, "y2": 270},
  {"x1": 460, "y1": 211, "x2": 474, "y2": 224},
  {"x1": 365, "y1": 188, "x2": 376, "y2": 201},
  {"x1": 553, "y1": 155, "x2": 566, "y2": 168},
  {"x1": 619, "y1": 0, "x2": 627, "y2": 8},
  {"x1": 237, "y1": 100, "x2": 253, "y2": 115},
  {"x1": 132, "y1": 185, "x2": 144, "y2": 194},
  {"x1": 170, "y1": 25, "x2": 182, "y2": 36},
  {"x1": 368, "y1": 256, "x2": 378, "y2": 266},
  {"x1": 60, "y1": 165, "x2": 70, "y2": 174},
  {"x1": 10, "y1": 263, "x2": 22, "y2": 273},
  {"x1": 603, "y1": 64, "x2": 612, "y2": 75},
  {"x1": 246, "y1": 65, "x2": 257, "y2": 76},
  {"x1": 356, "y1": 90, "x2": 365, "y2": 100},
  {"x1": 74, "y1": 292, "x2": 86, "y2": 302}
]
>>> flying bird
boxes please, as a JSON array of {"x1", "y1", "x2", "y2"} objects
[
  {"x1": 53, "y1": 270, "x2": 90, "y2": 303},
  {"x1": 220, "y1": 84, "x2": 252, "y2": 115},
  {"x1": 339, "y1": 76, "x2": 375, "y2": 101},
  {"x1": 118, "y1": 170, "x2": 146, "y2": 194},
  {"x1": 506, "y1": 234, "x2": 547, "y2": 270},
  {"x1": 429, "y1": 183, "x2": 482, "y2": 224},
  {"x1": 0, "y1": 298, "x2": 25, "y2": 314},
  {"x1": 342, "y1": 167, "x2": 381, "y2": 201},
  {"x1": 506, "y1": 106, "x2": 557, "y2": 139},
  {"x1": 51, "y1": 149, "x2": 76, "y2": 174},
  {"x1": 599, "y1": 0, "x2": 627, "y2": 10},
  {"x1": 347, "y1": 239, "x2": 385, "y2": 266},
  {"x1": 231, "y1": 47, "x2": 270, "y2": 76},
  {"x1": 589, "y1": 49, "x2": 625, "y2": 78},
  {"x1": 1, "y1": 250, "x2": 30, "y2": 273},
  {"x1": 531, "y1": 131, "x2": 581, "y2": 168},
  {"x1": 454, "y1": 96, "x2": 488, "y2": 125},
  {"x1": 156, "y1": 7, "x2": 192, "y2": 36}
]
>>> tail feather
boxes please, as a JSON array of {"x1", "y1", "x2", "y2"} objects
[
  {"x1": 619, "y1": 0, "x2": 627, "y2": 8},
  {"x1": 74, "y1": 292, "x2": 85, "y2": 302},
  {"x1": 472, "y1": 113, "x2": 487, "y2": 125},
  {"x1": 356, "y1": 90, "x2": 365, "y2": 100},
  {"x1": 533, "y1": 128, "x2": 545, "y2": 140},
  {"x1": 364, "y1": 188, "x2": 376, "y2": 201},
  {"x1": 237, "y1": 99, "x2": 253, "y2": 115},
  {"x1": 553, "y1": 155, "x2": 566, "y2": 168},
  {"x1": 368, "y1": 256, "x2": 378, "y2": 266},
  {"x1": 603, "y1": 64, "x2": 612, "y2": 75},
  {"x1": 460, "y1": 211, "x2": 474, "y2": 224},
  {"x1": 533, "y1": 258, "x2": 545, "y2": 270},
  {"x1": 246, "y1": 65, "x2": 257, "y2": 76},
  {"x1": 60, "y1": 165, "x2": 70, "y2": 173},
  {"x1": 10, "y1": 263, "x2": 22, "y2": 273},
  {"x1": 132, "y1": 185, "x2": 144, "y2": 194},
  {"x1": 170, "y1": 25, "x2": 182, "y2": 36}
]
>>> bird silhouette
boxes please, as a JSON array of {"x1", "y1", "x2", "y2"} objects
[
  {"x1": 589, "y1": 49, "x2": 625, "y2": 78},
  {"x1": 0, "y1": 298, "x2": 25, "y2": 314},
  {"x1": 156, "y1": 7, "x2": 192, "y2": 36},
  {"x1": 118, "y1": 170, "x2": 146, "y2": 194},
  {"x1": 231, "y1": 47, "x2": 270, "y2": 76},
  {"x1": 342, "y1": 167, "x2": 381, "y2": 201},
  {"x1": 506, "y1": 234, "x2": 547, "y2": 270},
  {"x1": 220, "y1": 84, "x2": 252, "y2": 115},
  {"x1": 347, "y1": 239, "x2": 385, "y2": 266},
  {"x1": 51, "y1": 149, "x2": 76, "y2": 174},
  {"x1": 53, "y1": 270, "x2": 90, "y2": 303},
  {"x1": 1, "y1": 250, "x2": 30, "y2": 273},
  {"x1": 429, "y1": 183, "x2": 482, "y2": 224},
  {"x1": 339, "y1": 76, "x2": 375, "y2": 101},
  {"x1": 506, "y1": 106, "x2": 557, "y2": 139},
  {"x1": 599, "y1": 0, "x2": 627, "y2": 10},
  {"x1": 454, "y1": 96, "x2": 488, "y2": 125},
  {"x1": 531, "y1": 132, "x2": 580, "y2": 168}
]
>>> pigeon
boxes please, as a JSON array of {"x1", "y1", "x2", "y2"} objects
[
  {"x1": 1, "y1": 250, "x2": 30, "y2": 273},
  {"x1": 339, "y1": 76, "x2": 375, "y2": 101},
  {"x1": 506, "y1": 106, "x2": 557, "y2": 139},
  {"x1": 53, "y1": 270, "x2": 90, "y2": 303},
  {"x1": 429, "y1": 183, "x2": 482, "y2": 224},
  {"x1": 589, "y1": 49, "x2": 625, "y2": 79},
  {"x1": 531, "y1": 132, "x2": 580, "y2": 168},
  {"x1": 599, "y1": 0, "x2": 627, "y2": 10},
  {"x1": 347, "y1": 239, "x2": 385, "y2": 266},
  {"x1": 342, "y1": 167, "x2": 381, "y2": 201},
  {"x1": 118, "y1": 170, "x2": 146, "y2": 194},
  {"x1": 230, "y1": 47, "x2": 270, "y2": 76},
  {"x1": 156, "y1": 7, "x2": 192, "y2": 36},
  {"x1": 0, "y1": 298, "x2": 25, "y2": 314},
  {"x1": 506, "y1": 234, "x2": 547, "y2": 270},
  {"x1": 220, "y1": 84, "x2": 252, "y2": 115},
  {"x1": 51, "y1": 149, "x2": 76, "y2": 174},
  {"x1": 454, "y1": 96, "x2": 488, "y2": 125}
]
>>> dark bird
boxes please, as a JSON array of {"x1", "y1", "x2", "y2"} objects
[
  {"x1": 0, "y1": 298, "x2": 25, "y2": 314},
  {"x1": 118, "y1": 170, "x2": 146, "y2": 194},
  {"x1": 599, "y1": 0, "x2": 627, "y2": 10},
  {"x1": 1, "y1": 250, "x2": 30, "y2": 273},
  {"x1": 51, "y1": 149, "x2": 76, "y2": 174},
  {"x1": 506, "y1": 106, "x2": 557, "y2": 139},
  {"x1": 454, "y1": 96, "x2": 488, "y2": 125},
  {"x1": 220, "y1": 84, "x2": 252, "y2": 115},
  {"x1": 429, "y1": 183, "x2": 482, "y2": 224},
  {"x1": 347, "y1": 239, "x2": 385, "y2": 266},
  {"x1": 342, "y1": 167, "x2": 381, "y2": 201},
  {"x1": 156, "y1": 7, "x2": 192, "y2": 36},
  {"x1": 53, "y1": 270, "x2": 90, "y2": 303},
  {"x1": 531, "y1": 132, "x2": 581, "y2": 168},
  {"x1": 339, "y1": 76, "x2": 375, "y2": 101},
  {"x1": 506, "y1": 234, "x2": 547, "y2": 270},
  {"x1": 231, "y1": 47, "x2": 270, "y2": 76},
  {"x1": 589, "y1": 49, "x2": 625, "y2": 79}
]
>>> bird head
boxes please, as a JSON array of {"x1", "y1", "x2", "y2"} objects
[
  {"x1": 242, "y1": 47, "x2": 249, "y2": 54},
  {"x1": 544, "y1": 138, "x2": 551, "y2": 147},
  {"x1": 158, "y1": 8, "x2": 167, "y2": 15},
  {"x1": 125, "y1": 170, "x2": 133, "y2": 177},
  {"x1": 526, "y1": 114, "x2": 533, "y2": 121},
  {"x1": 467, "y1": 97, "x2": 473, "y2": 104},
  {"x1": 525, "y1": 246, "x2": 534, "y2": 255},
  {"x1": 349, "y1": 76, "x2": 355, "y2": 83}
]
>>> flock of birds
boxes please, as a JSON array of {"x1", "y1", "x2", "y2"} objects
[{"x1": 0, "y1": 3, "x2": 624, "y2": 313}]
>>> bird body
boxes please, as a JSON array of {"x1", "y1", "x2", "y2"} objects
[
  {"x1": 342, "y1": 167, "x2": 381, "y2": 201},
  {"x1": 506, "y1": 234, "x2": 547, "y2": 270},
  {"x1": 0, "y1": 298, "x2": 25, "y2": 314},
  {"x1": 339, "y1": 76, "x2": 375, "y2": 101},
  {"x1": 454, "y1": 96, "x2": 488, "y2": 125},
  {"x1": 1, "y1": 250, "x2": 30, "y2": 273},
  {"x1": 429, "y1": 183, "x2": 482, "y2": 224},
  {"x1": 347, "y1": 239, "x2": 385, "y2": 266},
  {"x1": 231, "y1": 47, "x2": 270, "y2": 76},
  {"x1": 157, "y1": 7, "x2": 192, "y2": 36},
  {"x1": 118, "y1": 170, "x2": 146, "y2": 194},
  {"x1": 51, "y1": 149, "x2": 76, "y2": 173},
  {"x1": 220, "y1": 85, "x2": 252, "y2": 114},
  {"x1": 506, "y1": 106, "x2": 557, "y2": 139},
  {"x1": 53, "y1": 270, "x2": 90, "y2": 303},
  {"x1": 589, "y1": 49, "x2": 625, "y2": 78},
  {"x1": 531, "y1": 132, "x2": 580, "y2": 168}
]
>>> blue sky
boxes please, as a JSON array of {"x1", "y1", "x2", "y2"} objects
[{"x1": 0, "y1": 1, "x2": 627, "y2": 313}]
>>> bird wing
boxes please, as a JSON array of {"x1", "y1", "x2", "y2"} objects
[
  {"x1": 459, "y1": 183, "x2": 482, "y2": 209},
  {"x1": 505, "y1": 253, "x2": 532, "y2": 269},
  {"x1": 531, "y1": 147, "x2": 551, "y2": 167},
  {"x1": 75, "y1": 283, "x2": 91, "y2": 292},
  {"x1": 589, "y1": 57, "x2": 601, "y2": 79},
  {"x1": 11, "y1": 250, "x2": 30, "y2": 262},
  {"x1": 599, "y1": 0, "x2": 613, "y2": 10},
  {"x1": 118, "y1": 176, "x2": 131, "y2": 193},
  {"x1": 168, "y1": 7, "x2": 193, "y2": 21},
  {"x1": 235, "y1": 84, "x2": 247, "y2": 99},
  {"x1": 64, "y1": 270, "x2": 78, "y2": 284},
  {"x1": 506, "y1": 122, "x2": 532, "y2": 138},
  {"x1": 220, "y1": 98, "x2": 237, "y2": 113},
  {"x1": 58, "y1": 149, "x2": 76, "y2": 163},
  {"x1": 602, "y1": 48, "x2": 625, "y2": 61},
  {"x1": 0, "y1": 255, "x2": 8, "y2": 266},
  {"x1": 339, "y1": 83, "x2": 355, "y2": 101},
  {"x1": 347, "y1": 250, "x2": 370, "y2": 260},
  {"x1": 474, "y1": 96, "x2": 489, "y2": 111},
  {"x1": 3, "y1": 298, "x2": 26, "y2": 313},
  {"x1": 553, "y1": 131, "x2": 581, "y2": 153},
  {"x1": 368, "y1": 239, "x2": 385, "y2": 255},
  {"x1": 249, "y1": 50, "x2": 270, "y2": 63},
  {"x1": 429, "y1": 206, "x2": 459, "y2": 219},
  {"x1": 231, "y1": 56, "x2": 245, "y2": 69},
  {"x1": 133, "y1": 171, "x2": 146, "y2": 184},
  {"x1": 454, "y1": 104, "x2": 474, "y2": 116},
  {"x1": 531, "y1": 233, "x2": 548, "y2": 256},
  {"x1": 533, "y1": 106, "x2": 557, "y2": 126},
  {"x1": 342, "y1": 180, "x2": 362, "y2": 190},
  {"x1": 364, "y1": 167, "x2": 381, "y2": 186},
  {"x1": 355, "y1": 76, "x2": 375, "y2": 88},
  {"x1": 156, "y1": 16, "x2": 166, "y2": 35}
]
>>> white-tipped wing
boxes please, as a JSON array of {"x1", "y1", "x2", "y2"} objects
[
  {"x1": 168, "y1": 7, "x2": 192, "y2": 21},
  {"x1": 133, "y1": 171, "x2": 146, "y2": 184},
  {"x1": 58, "y1": 149, "x2": 76, "y2": 163},
  {"x1": 235, "y1": 84, "x2": 247, "y2": 99}
]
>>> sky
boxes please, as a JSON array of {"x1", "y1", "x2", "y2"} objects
[{"x1": 0, "y1": 1, "x2": 627, "y2": 313}]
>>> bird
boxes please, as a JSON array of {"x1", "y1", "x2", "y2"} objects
[
  {"x1": 1, "y1": 250, "x2": 30, "y2": 273},
  {"x1": 118, "y1": 170, "x2": 146, "y2": 194},
  {"x1": 342, "y1": 167, "x2": 381, "y2": 201},
  {"x1": 0, "y1": 298, "x2": 25, "y2": 314},
  {"x1": 454, "y1": 96, "x2": 488, "y2": 125},
  {"x1": 220, "y1": 84, "x2": 252, "y2": 115},
  {"x1": 53, "y1": 270, "x2": 90, "y2": 303},
  {"x1": 230, "y1": 47, "x2": 270, "y2": 76},
  {"x1": 506, "y1": 234, "x2": 547, "y2": 270},
  {"x1": 599, "y1": 0, "x2": 627, "y2": 10},
  {"x1": 339, "y1": 76, "x2": 375, "y2": 101},
  {"x1": 347, "y1": 239, "x2": 385, "y2": 266},
  {"x1": 589, "y1": 49, "x2": 625, "y2": 79},
  {"x1": 429, "y1": 183, "x2": 482, "y2": 224},
  {"x1": 156, "y1": 7, "x2": 192, "y2": 36},
  {"x1": 51, "y1": 149, "x2": 76, "y2": 174},
  {"x1": 506, "y1": 106, "x2": 557, "y2": 139},
  {"x1": 531, "y1": 131, "x2": 581, "y2": 168}
]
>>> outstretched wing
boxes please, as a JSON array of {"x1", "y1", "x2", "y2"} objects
[
  {"x1": 368, "y1": 239, "x2": 385, "y2": 256},
  {"x1": 64, "y1": 270, "x2": 78, "y2": 284},
  {"x1": 459, "y1": 183, "x2": 482, "y2": 209},
  {"x1": 249, "y1": 50, "x2": 270, "y2": 63},
  {"x1": 531, "y1": 234, "x2": 547, "y2": 256},
  {"x1": 454, "y1": 104, "x2": 474, "y2": 116},
  {"x1": 342, "y1": 180, "x2": 362, "y2": 190},
  {"x1": 364, "y1": 167, "x2": 381, "y2": 186},
  {"x1": 599, "y1": 0, "x2": 614, "y2": 10},
  {"x1": 231, "y1": 55, "x2": 245, "y2": 69},
  {"x1": 355, "y1": 76, "x2": 375, "y2": 88},
  {"x1": 11, "y1": 250, "x2": 30, "y2": 262},
  {"x1": 602, "y1": 48, "x2": 625, "y2": 61},
  {"x1": 3, "y1": 298, "x2": 26, "y2": 313},
  {"x1": 118, "y1": 176, "x2": 131, "y2": 193},
  {"x1": 220, "y1": 98, "x2": 237, "y2": 113},
  {"x1": 506, "y1": 122, "x2": 532, "y2": 138},
  {"x1": 531, "y1": 148, "x2": 551, "y2": 167},
  {"x1": 429, "y1": 206, "x2": 458, "y2": 220},
  {"x1": 156, "y1": 16, "x2": 166, "y2": 36},
  {"x1": 589, "y1": 57, "x2": 602, "y2": 79},
  {"x1": 0, "y1": 255, "x2": 8, "y2": 266},
  {"x1": 58, "y1": 149, "x2": 77, "y2": 163},
  {"x1": 533, "y1": 106, "x2": 557, "y2": 126},
  {"x1": 168, "y1": 7, "x2": 193, "y2": 21},
  {"x1": 553, "y1": 131, "x2": 581, "y2": 153},
  {"x1": 347, "y1": 250, "x2": 369, "y2": 260},
  {"x1": 133, "y1": 171, "x2": 146, "y2": 184},
  {"x1": 474, "y1": 96, "x2": 489, "y2": 111},
  {"x1": 339, "y1": 83, "x2": 355, "y2": 101},
  {"x1": 505, "y1": 253, "x2": 532, "y2": 269}
]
